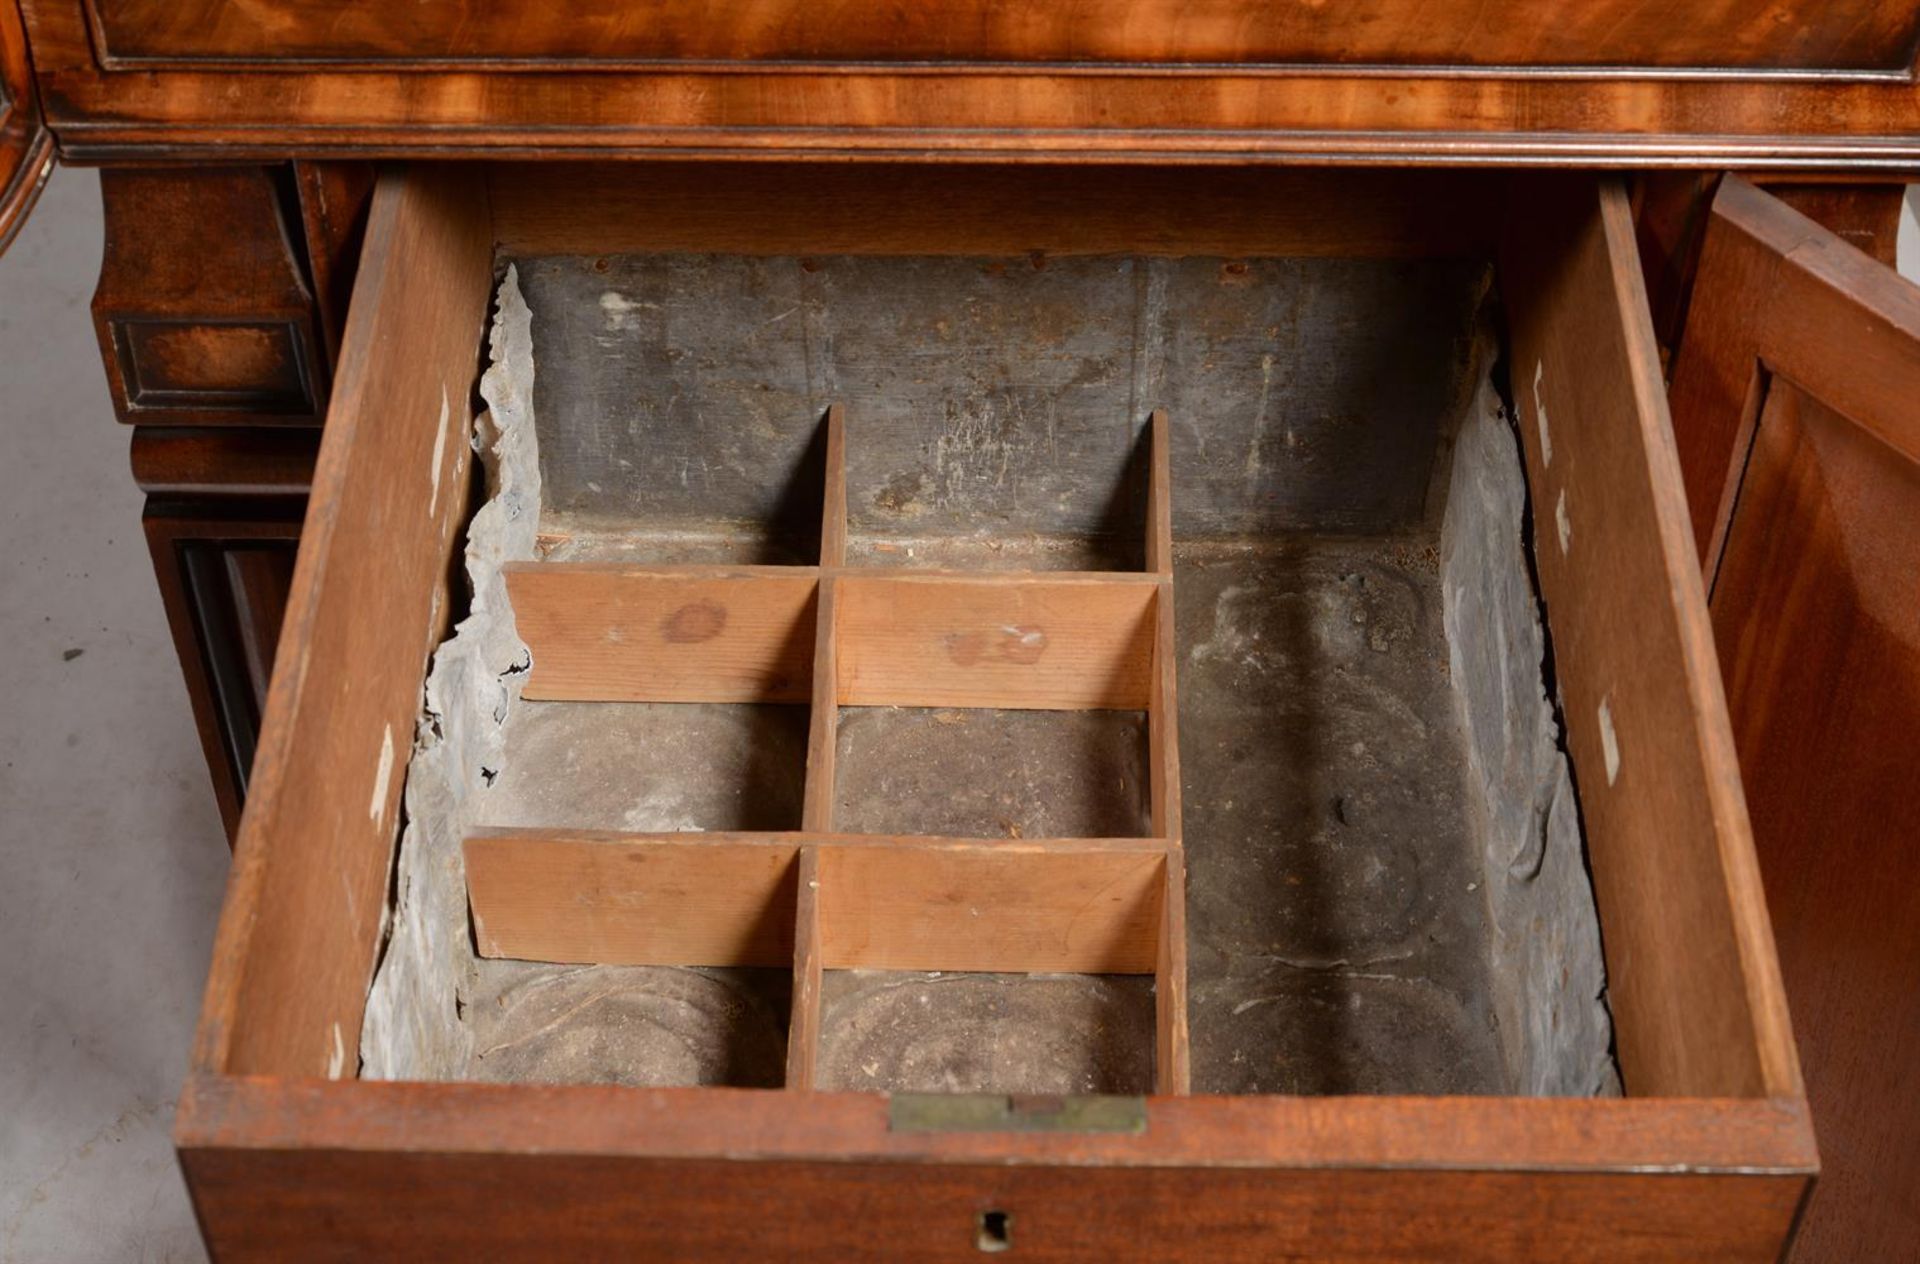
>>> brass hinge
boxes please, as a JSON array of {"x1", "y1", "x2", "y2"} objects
[{"x1": 888, "y1": 1093, "x2": 1148, "y2": 1135}]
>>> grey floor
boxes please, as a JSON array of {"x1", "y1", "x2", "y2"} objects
[
  {"x1": 0, "y1": 167, "x2": 1914, "y2": 1263},
  {"x1": 0, "y1": 169, "x2": 223, "y2": 1262}
]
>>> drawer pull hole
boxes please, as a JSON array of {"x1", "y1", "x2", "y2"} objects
[{"x1": 976, "y1": 1210, "x2": 1012, "y2": 1253}]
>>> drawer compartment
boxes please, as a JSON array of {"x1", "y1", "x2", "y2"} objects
[{"x1": 178, "y1": 165, "x2": 1812, "y2": 1260}]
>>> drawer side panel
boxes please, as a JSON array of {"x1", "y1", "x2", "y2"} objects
[
  {"x1": 1497, "y1": 177, "x2": 1799, "y2": 1100},
  {"x1": 192, "y1": 165, "x2": 495, "y2": 1079}
]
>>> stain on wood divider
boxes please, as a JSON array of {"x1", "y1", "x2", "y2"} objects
[{"x1": 470, "y1": 405, "x2": 1190, "y2": 1093}]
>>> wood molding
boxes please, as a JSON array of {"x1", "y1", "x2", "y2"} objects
[
  {"x1": 143, "y1": 502, "x2": 305, "y2": 843},
  {"x1": 0, "y1": 0, "x2": 52, "y2": 255},
  {"x1": 91, "y1": 166, "x2": 328, "y2": 426},
  {"x1": 70, "y1": 0, "x2": 1920, "y2": 74},
  {"x1": 33, "y1": 74, "x2": 1920, "y2": 168},
  {"x1": 15, "y1": 0, "x2": 1920, "y2": 167},
  {"x1": 130, "y1": 427, "x2": 321, "y2": 497}
]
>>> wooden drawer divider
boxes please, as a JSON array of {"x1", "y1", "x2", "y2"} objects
[{"x1": 473, "y1": 403, "x2": 1190, "y2": 1093}]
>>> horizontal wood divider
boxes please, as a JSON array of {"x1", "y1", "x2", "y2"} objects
[
  {"x1": 815, "y1": 840, "x2": 1164, "y2": 974},
  {"x1": 464, "y1": 828, "x2": 1169, "y2": 975},
  {"x1": 835, "y1": 572, "x2": 1158, "y2": 710},
  {"x1": 505, "y1": 563, "x2": 819, "y2": 704},
  {"x1": 465, "y1": 830, "x2": 802, "y2": 967}
]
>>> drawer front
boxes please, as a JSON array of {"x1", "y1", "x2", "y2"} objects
[
  {"x1": 16, "y1": 5, "x2": 1920, "y2": 169},
  {"x1": 80, "y1": 0, "x2": 1920, "y2": 72},
  {"x1": 178, "y1": 164, "x2": 1813, "y2": 1260},
  {"x1": 180, "y1": 1079, "x2": 1815, "y2": 1262}
]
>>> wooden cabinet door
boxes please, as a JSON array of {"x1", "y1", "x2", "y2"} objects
[
  {"x1": 0, "y1": 0, "x2": 51, "y2": 252},
  {"x1": 1668, "y1": 176, "x2": 1920, "y2": 1263}
]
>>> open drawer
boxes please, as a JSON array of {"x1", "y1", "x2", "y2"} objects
[{"x1": 177, "y1": 165, "x2": 1813, "y2": 1260}]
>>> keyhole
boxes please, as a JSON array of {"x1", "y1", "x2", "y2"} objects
[{"x1": 976, "y1": 1209, "x2": 1012, "y2": 1253}]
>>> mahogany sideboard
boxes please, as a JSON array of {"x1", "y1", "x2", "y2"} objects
[{"x1": 1, "y1": 3, "x2": 1916, "y2": 1259}]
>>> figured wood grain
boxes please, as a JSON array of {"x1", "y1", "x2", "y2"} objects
[
  {"x1": 19, "y1": 0, "x2": 1920, "y2": 170},
  {"x1": 835, "y1": 573, "x2": 1157, "y2": 710},
  {"x1": 815, "y1": 839, "x2": 1164, "y2": 974},
  {"x1": 1667, "y1": 181, "x2": 1920, "y2": 1263},
  {"x1": 506, "y1": 564, "x2": 819, "y2": 704},
  {"x1": 465, "y1": 829, "x2": 800, "y2": 967},
  {"x1": 90, "y1": 166, "x2": 326, "y2": 425},
  {"x1": 190, "y1": 165, "x2": 493, "y2": 1078},
  {"x1": 1498, "y1": 176, "x2": 1799, "y2": 1101},
  {"x1": 78, "y1": 0, "x2": 1920, "y2": 71},
  {"x1": 34, "y1": 71, "x2": 1920, "y2": 169}
]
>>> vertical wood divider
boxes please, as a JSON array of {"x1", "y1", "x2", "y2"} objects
[
  {"x1": 789, "y1": 403, "x2": 846, "y2": 1090},
  {"x1": 786, "y1": 846, "x2": 823, "y2": 1090},
  {"x1": 1156, "y1": 850, "x2": 1191, "y2": 1094},
  {"x1": 1145, "y1": 410, "x2": 1190, "y2": 1093},
  {"x1": 1146, "y1": 408, "x2": 1173, "y2": 578},
  {"x1": 819, "y1": 402, "x2": 847, "y2": 572}
]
